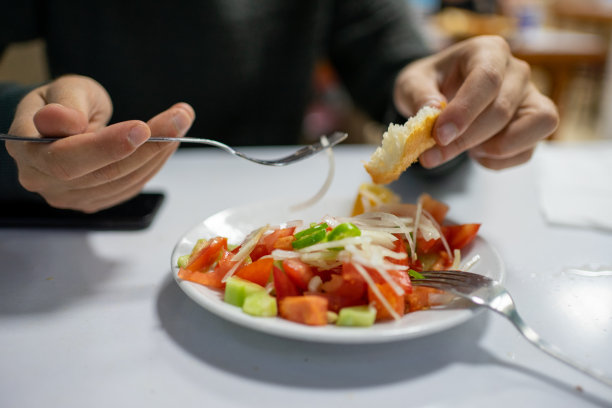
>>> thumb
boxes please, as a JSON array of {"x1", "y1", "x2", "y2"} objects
[
  {"x1": 34, "y1": 75, "x2": 113, "y2": 137},
  {"x1": 393, "y1": 65, "x2": 447, "y2": 119},
  {"x1": 33, "y1": 103, "x2": 89, "y2": 137}
]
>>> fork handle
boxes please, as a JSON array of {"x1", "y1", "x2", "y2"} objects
[
  {"x1": 0, "y1": 133, "x2": 230, "y2": 146},
  {"x1": 506, "y1": 309, "x2": 612, "y2": 387}
]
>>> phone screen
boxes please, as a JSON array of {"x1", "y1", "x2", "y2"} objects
[{"x1": 0, "y1": 192, "x2": 165, "y2": 230}]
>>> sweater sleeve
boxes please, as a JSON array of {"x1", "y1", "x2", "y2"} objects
[{"x1": 327, "y1": 0, "x2": 432, "y2": 123}]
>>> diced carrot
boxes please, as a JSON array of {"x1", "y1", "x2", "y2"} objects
[{"x1": 279, "y1": 295, "x2": 329, "y2": 326}]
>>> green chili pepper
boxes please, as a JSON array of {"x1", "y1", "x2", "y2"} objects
[
  {"x1": 292, "y1": 223, "x2": 328, "y2": 249},
  {"x1": 326, "y1": 222, "x2": 361, "y2": 242},
  {"x1": 293, "y1": 223, "x2": 327, "y2": 240},
  {"x1": 408, "y1": 269, "x2": 425, "y2": 280}
]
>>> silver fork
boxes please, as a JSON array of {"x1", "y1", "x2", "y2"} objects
[
  {"x1": 0, "y1": 131, "x2": 347, "y2": 167},
  {"x1": 413, "y1": 270, "x2": 612, "y2": 387}
]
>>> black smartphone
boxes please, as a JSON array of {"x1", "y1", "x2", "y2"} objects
[{"x1": 0, "y1": 192, "x2": 165, "y2": 230}]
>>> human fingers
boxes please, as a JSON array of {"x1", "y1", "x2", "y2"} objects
[
  {"x1": 470, "y1": 148, "x2": 535, "y2": 170},
  {"x1": 30, "y1": 144, "x2": 176, "y2": 213},
  {"x1": 9, "y1": 120, "x2": 151, "y2": 183},
  {"x1": 433, "y1": 36, "x2": 512, "y2": 147},
  {"x1": 469, "y1": 87, "x2": 558, "y2": 168},
  {"x1": 393, "y1": 59, "x2": 448, "y2": 118},
  {"x1": 35, "y1": 75, "x2": 113, "y2": 134},
  {"x1": 73, "y1": 103, "x2": 194, "y2": 211},
  {"x1": 8, "y1": 87, "x2": 50, "y2": 137},
  {"x1": 56, "y1": 102, "x2": 193, "y2": 189},
  {"x1": 15, "y1": 103, "x2": 193, "y2": 212},
  {"x1": 8, "y1": 75, "x2": 112, "y2": 139},
  {"x1": 420, "y1": 57, "x2": 531, "y2": 168}
]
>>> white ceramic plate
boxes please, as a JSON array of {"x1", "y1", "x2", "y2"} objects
[{"x1": 171, "y1": 196, "x2": 504, "y2": 343}]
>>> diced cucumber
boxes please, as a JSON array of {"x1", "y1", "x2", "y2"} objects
[
  {"x1": 224, "y1": 276, "x2": 266, "y2": 307},
  {"x1": 336, "y1": 305, "x2": 377, "y2": 327},
  {"x1": 242, "y1": 291, "x2": 278, "y2": 317},
  {"x1": 177, "y1": 254, "x2": 190, "y2": 268}
]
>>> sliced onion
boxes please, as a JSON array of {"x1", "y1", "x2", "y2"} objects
[
  {"x1": 222, "y1": 225, "x2": 269, "y2": 282},
  {"x1": 308, "y1": 275, "x2": 323, "y2": 292},
  {"x1": 450, "y1": 249, "x2": 461, "y2": 269},
  {"x1": 420, "y1": 210, "x2": 453, "y2": 262},
  {"x1": 352, "y1": 262, "x2": 401, "y2": 321},
  {"x1": 271, "y1": 249, "x2": 300, "y2": 260},
  {"x1": 461, "y1": 254, "x2": 481, "y2": 271},
  {"x1": 345, "y1": 243, "x2": 406, "y2": 296}
]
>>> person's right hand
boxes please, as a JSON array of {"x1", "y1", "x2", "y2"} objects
[{"x1": 5, "y1": 74, "x2": 194, "y2": 213}]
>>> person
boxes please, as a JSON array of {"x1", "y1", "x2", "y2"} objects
[{"x1": 0, "y1": 0, "x2": 558, "y2": 213}]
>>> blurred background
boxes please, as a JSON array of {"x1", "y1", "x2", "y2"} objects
[{"x1": 2, "y1": 0, "x2": 611, "y2": 144}]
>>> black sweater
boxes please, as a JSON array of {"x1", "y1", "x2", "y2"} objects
[{"x1": 1, "y1": 0, "x2": 429, "y2": 199}]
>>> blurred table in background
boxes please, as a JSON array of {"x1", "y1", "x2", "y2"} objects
[{"x1": 431, "y1": 5, "x2": 610, "y2": 140}]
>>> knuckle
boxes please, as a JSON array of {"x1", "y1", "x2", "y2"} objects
[
  {"x1": 492, "y1": 97, "x2": 515, "y2": 124},
  {"x1": 477, "y1": 64, "x2": 504, "y2": 91}
]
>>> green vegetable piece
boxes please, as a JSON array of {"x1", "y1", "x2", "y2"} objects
[
  {"x1": 292, "y1": 223, "x2": 328, "y2": 249},
  {"x1": 242, "y1": 291, "x2": 278, "y2": 317},
  {"x1": 177, "y1": 254, "x2": 190, "y2": 268},
  {"x1": 408, "y1": 269, "x2": 425, "y2": 280},
  {"x1": 336, "y1": 305, "x2": 377, "y2": 327},
  {"x1": 293, "y1": 223, "x2": 328, "y2": 240},
  {"x1": 224, "y1": 276, "x2": 266, "y2": 307},
  {"x1": 327, "y1": 222, "x2": 361, "y2": 242}
]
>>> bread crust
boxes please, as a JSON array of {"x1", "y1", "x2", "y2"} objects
[{"x1": 364, "y1": 106, "x2": 441, "y2": 185}]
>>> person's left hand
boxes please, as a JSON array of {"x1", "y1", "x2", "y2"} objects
[{"x1": 393, "y1": 35, "x2": 559, "y2": 170}]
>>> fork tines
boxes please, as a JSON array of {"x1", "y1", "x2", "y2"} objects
[{"x1": 412, "y1": 270, "x2": 490, "y2": 289}]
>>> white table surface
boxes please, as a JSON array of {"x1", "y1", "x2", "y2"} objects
[{"x1": 1, "y1": 144, "x2": 611, "y2": 408}]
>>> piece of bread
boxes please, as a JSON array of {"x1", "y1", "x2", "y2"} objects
[{"x1": 364, "y1": 105, "x2": 442, "y2": 185}]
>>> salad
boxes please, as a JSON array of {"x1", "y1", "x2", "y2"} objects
[{"x1": 177, "y1": 185, "x2": 480, "y2": 327}]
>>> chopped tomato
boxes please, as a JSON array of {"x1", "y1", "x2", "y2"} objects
[
  {"x1": 322, "y1": 263, "x2": 367, "y2": 299},
  {"x1": 235, "y1": 257, "x2": 274, "y2": 286},
  {"x1": 178, "y1": 267, "x2": 222, "y2": 288},
  {"x1": 279, "y1": 295, "x2": 328, "y2": 326},
  {"x1": 442, "y1": 223, "x2": 480, "y2": 250},
  {"x1": 250, "y1": 227, "x2": 295, "y2": 261},
  {"x1": 272, "y1": 264, "x2": 300, "y2": 300},
  {"x1": 273, "y1": 235, "x2": 294, "y2": 250},
  {"x1": 406, "y1": 286, "x2": 444, "y2": 312},
  {"x1": 418, "y1": 193, "x2": 449, "y2": 225},
  {"x1": 282, "y1": 258, "x2": 315, "y2": 290},
  {"x1": 367, "y1": 282, "x2": 405, "y2": 321},
  {"x1": 308, "y1": 291, "x2": 367, "y2": 313},
  {"x1": 185, "y1": 236, "x2": 227, "y2": 272},
  {"x1": 178, "y1": 250, "x2": 233, "y2": 289},
  {"x1": 416, "y1": 236, "x2": 440, "y2": 254},
  {"x1": 387, "y1": 236, "x2": 409, "y2": 266},
  {"x1": 431, "y1": 250, "x2": 454, "y2": 270}
]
